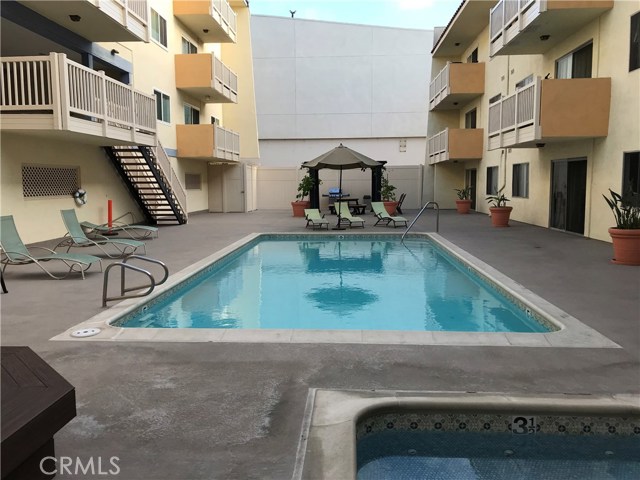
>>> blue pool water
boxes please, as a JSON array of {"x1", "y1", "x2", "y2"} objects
[
  {"x1": 119, "y1": 237, "x2": 551, "y2": 332},
  {"x1": 357, "y1": 430, "x2": 640, "y2": 479}
]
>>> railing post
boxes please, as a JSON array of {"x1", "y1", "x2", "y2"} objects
[
  {"x1": 98, "y1": 70, "x2": 109, "y2": 137},
  {"x1": 53, "y1": 53, "x2": 70, "y2": 130},
  {"x1": 130, "y1": 88, "x2": 137, "y2": 143},
  {"x1": 533, "y1": 76, "x2": 542, "y2": 139}
]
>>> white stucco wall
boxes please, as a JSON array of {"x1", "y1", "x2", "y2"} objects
[{"x1": 251, "y1": 15, "x2": 433, "y2": 169}]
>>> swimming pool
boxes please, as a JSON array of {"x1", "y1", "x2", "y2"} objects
[{"x1": 115, "y1": 235, "x2": 552, "y2": 332}]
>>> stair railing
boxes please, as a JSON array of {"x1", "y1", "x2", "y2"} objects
[
  {"x1": 153, "y1": 142, "x2": 188, "y2": 219},
  {"x1": 102, "y1": 255, "x2": 169, "y2": 307}
]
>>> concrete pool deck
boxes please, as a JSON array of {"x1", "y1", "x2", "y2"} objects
[{"x1": 1, "y1": 210, "x2": 639, "y2": 479}]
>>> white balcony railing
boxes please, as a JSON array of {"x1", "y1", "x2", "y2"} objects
[
  {"x1": 214, "y1": 56, "x2": 238, "y2": 103},
  {"x1": 215, "y1": 125, "x2": 240, "y2": 162},
  {"x1": 0, "y1": 53, "x2": 156, "y2": 145},
  {"x1": 429, "y1": 63, "x2": 450, "y2": 108},
  {"x1": 212, "y1": 0, "x2": 237, "y2": 40},
  {"x1": 427, "y1": 129, "x2": 448, "y2": 162},
  {"x1": 490, "y1": 0, "x2": 539, "y2": 56},
  {"x1": 487, "y1": 77, "x2": 541, "y2": 149}
]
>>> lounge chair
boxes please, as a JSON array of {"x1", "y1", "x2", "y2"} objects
[
  {"x1": 1, "y1": 215, "x2": 102, "y2": 279},
  {"x1": 371, "y1": 202, "x2": 408, "y2": 228},
  {"x1": 304, "y1": 209, "x2": 329, "y2": 230},
  {"x1": 396, "y1": 193, "x2": 407, "y2": 214},
  {"x1": 56, "y1": 209, "x2": 145, "y2": 258},
  {"x1": 80, "y1": 212, "x2": 158, "y2": 239},
  {"x1": 337, "y1": 202, "x2": 365, "y2": 228}
]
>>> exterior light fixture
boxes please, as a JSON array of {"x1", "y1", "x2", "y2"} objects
[
  {"x1": 536, "y1": 143, "x2": 546, "y2": 148},
  {"x1": 111, "y1": 49, "x2": 119, "y2": 55},
  {"x1": 540, "y1": 35, "x2": 550, "y2": 41},
  {"x1": 203, "y1": 28, "x2": 209, "y2": 33},
  {"x1": 454, "y1": 42, "x2": 461, "y2": 46},
  {"x1": 69, "y1": 15, "x2": 81, "y2": 22}
]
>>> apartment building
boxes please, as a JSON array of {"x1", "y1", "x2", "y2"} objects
[
  {"x1": 425, "y1": 0, "x2": 639, "y2": 242},
  {"x1": 251, "y1": 16, "x2": 433, "y2": 211},
  {"x1": 0, "y1": 0, "x2": 259, "y2": 244}
]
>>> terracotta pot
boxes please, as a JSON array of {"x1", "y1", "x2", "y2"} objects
[
  {"x1": 455, "y1": 199, "x2": 472, "y2": 214},
  {"x1": 383, "y1": 201, "x2": 398, "y2": 215},
  {"x1": 489, "y1": 206, "x2": 512, "y2": 227},
  {"x1": 291, "y1": 200, "x2": 310, "y2": 217},
  {"x1": 608, "y1": 228, "x2": 640, "y2": 265}
]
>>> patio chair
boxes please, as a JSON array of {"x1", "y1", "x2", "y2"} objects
[
  {"x1": 396, "y1": 193, "x2": 407, "y2": 214},
  {"x1": 337, "y1": 202, "x2": 365, "y2": 228},
  {"x1": 371, "y1": 202, "x2": 408, "y2": 228},
  {"x1": 1, "y1": 215, "x2": 102, "y2": 279},
  {"x1": 80, "y1": 211, "x2": 158, "y2": 239},
  {"x1": 304, "y1": 209, "x2": 329, "y2": 230},
  {"x1": 56, "y1": 209, "x2": 145, "y2": 258}
]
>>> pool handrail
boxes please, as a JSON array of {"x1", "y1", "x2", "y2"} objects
[
  {"x1": 402, "y1": 201, "x2": 439, "y2": 242},
  {"x1": 102, "y1": 255, "x2": 168, "y2": 307}
]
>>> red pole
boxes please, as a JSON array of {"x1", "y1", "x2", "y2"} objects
[{"x1": 108, "y1": 199, "x2": 113, "y2": 229}]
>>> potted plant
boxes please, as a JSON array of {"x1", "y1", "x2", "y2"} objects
[
  {"x1": 486, "y1": 187, "x2": 512, "y2": 227},
  {"x1": 454, "y1": 186, "x2": 473, "y2": 214},
  {"x1": 380, "y1": 175, "x2": 398, "y2": 215},
  {"x1": 291, "y1": 173, "x2": 316, "y2": 217},
  {"x1": 603, "y1": 188, "x2": 640, "y2": 265}
]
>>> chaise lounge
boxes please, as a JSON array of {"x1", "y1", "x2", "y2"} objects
[
  {"x1": 56, "y1": 209, "x2": 146, "y2": 258},
  {"x1": 1, "y1": 215, "x2": 102, "y2": 279},
  {"x1": 80, "y1": 212, "x2": 158, "y2": 239},
  {"x1": 304, "y1": 209, "x2": 330, "y2": 230},
  {"x1": 338, "y1": 203, "x2": 365, "y2": 228},
  {"x1": 371, "y1": 202, "x2": 408, "y2": 228}
]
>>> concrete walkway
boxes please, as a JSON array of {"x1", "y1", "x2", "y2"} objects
[{"x1": 1, "y1": 210, "x2": 638, "y2": 479}]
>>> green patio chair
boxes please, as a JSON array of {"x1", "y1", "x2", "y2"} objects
[
  {"x1": 371, "y1": 202, "x2": 408, "y2": 228},
  {"x1": 1, "y1": 215, "x2": 102, "y2": 279},
  {"x1": 80, "y1": 211, "x2": 158, "y2": 239},
  {"x1": 337, "y1": 202, "x2": 365, "y2": 228},
  {"x1": 56, "y1": 209, "x2": 145, "y2": 258},
  {"x1": 304, "y1": 209, "x2": 329, "y2": 230}
]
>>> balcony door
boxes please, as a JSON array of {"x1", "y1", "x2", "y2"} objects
[
  {"x1": 465, "y1": 169, "x2": 477, "y2": 210},
  {"x1": 550, "y1": 158, "x2": 587, "y2": 234}
]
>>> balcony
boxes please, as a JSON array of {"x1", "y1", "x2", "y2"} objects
[
  {"x1": 19, "y1": 0, "x2": 149, "y2": 42},
  {"x1": 427, "y1": 129, "x2": 484, "y2": 164},
  {"x1": 489, "y1": 0, "x2": 613, "y2": 57},
  {"x1": 175, "y1": 54, "x2": 238, "y2": 104},
  {"x1": 429, "y1": 62, "x2": 485, "y2": 111},
  {"x1": 0, "y1": 53, "x2": 156, "y2": 146},
  {"x1": 176, "y1": 124, "x2": 240, "y2": 162},
  {"x1": 487, "y1": 76, "x2": 610, "y2": 150},
  {"x1": 173, "y1": 0, "x2": 237, "y2": 44}
]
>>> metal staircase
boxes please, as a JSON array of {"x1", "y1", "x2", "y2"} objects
[{"x1": 104, "y1": 143, "x2": 188, "y2": 225}]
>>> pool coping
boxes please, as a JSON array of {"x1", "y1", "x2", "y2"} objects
[
  {"x1": 295, "y1": 389, "x2": 640, "y2": 480},
  {"x1": 51, "y1": 232, "x2": 620, "y2": 349}
]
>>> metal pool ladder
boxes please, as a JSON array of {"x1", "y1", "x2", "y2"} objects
[
  {"x1": 401, "y1": 201, "x2": 439, "y2": 243},
  {"x1": 102, "y1": 255, "x2": 169, "y2": 307}
]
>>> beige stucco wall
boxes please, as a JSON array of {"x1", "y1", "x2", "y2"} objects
[
  {"x1": 0, "y1": 133, "x2": 143, "y2": 243},
  {"x1": 221, "y1": 6, "x2": 260, "y2": 161},
  {"x1": 426, "y1": 1, "x2": 639, "y2": 241}
]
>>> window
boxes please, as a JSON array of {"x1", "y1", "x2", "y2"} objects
[
  {"x1": 151, "y1": 9, "x2": 167, "y2": 48},
  {"x1": 515, "y1": 75, "x2": 533, "y2": 89},
  {"x1": 182, "y1": 38, "x2": 197, "y2": 54},
  {"x1": 184, "y1": 104, "x2": 200, "y2": 124},
  {"x1": 623, "y1": 151, "x2": 640, "y2": 196},
  {"x1": 512, "y1": 163, "x2": 529, "y2": 198},
  {"x1": 185, "y1": 173, "x2": 202, "y2": 190},
  {"x1": 465, "y1": 108, "x2": 477, "y2": 129},
  {"x1": 154, "y1": 90, "x2": 170, "y2": 123},
  {"x1": 467, "y1": 47, "x2": 478, "y2": 63},
  {"x1": 489, "y1": 93, "x2": 501, "y2": 104},
  {"x1": 556, "y1": 42, "x2": 593, "y2": 79},
  {"x1": 631, "y1": 12, "x2": 640, "y2": 71},
  {"x1": 486, "y1": 166, "x2": 499, "y2": 195},
  {"x1": 211, "y1": 116, "x2": 220, "y2": 125}
]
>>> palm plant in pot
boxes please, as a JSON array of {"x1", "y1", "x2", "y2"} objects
[
  {"x1": 486, "y1": 187, "x2": 512, "y2": 227},
  {"x1": 380, "y1": 175, "x2": 398, "y2": 215},
  {"x1": 454, "y1": 186, "x2": 473, "y2": 214},
  {"x1": 291, "y1": 173, "x2": 317, "y2": 217},
  {"x1": 603, "y1": 188, "x2": 640, "y2": 265}
]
